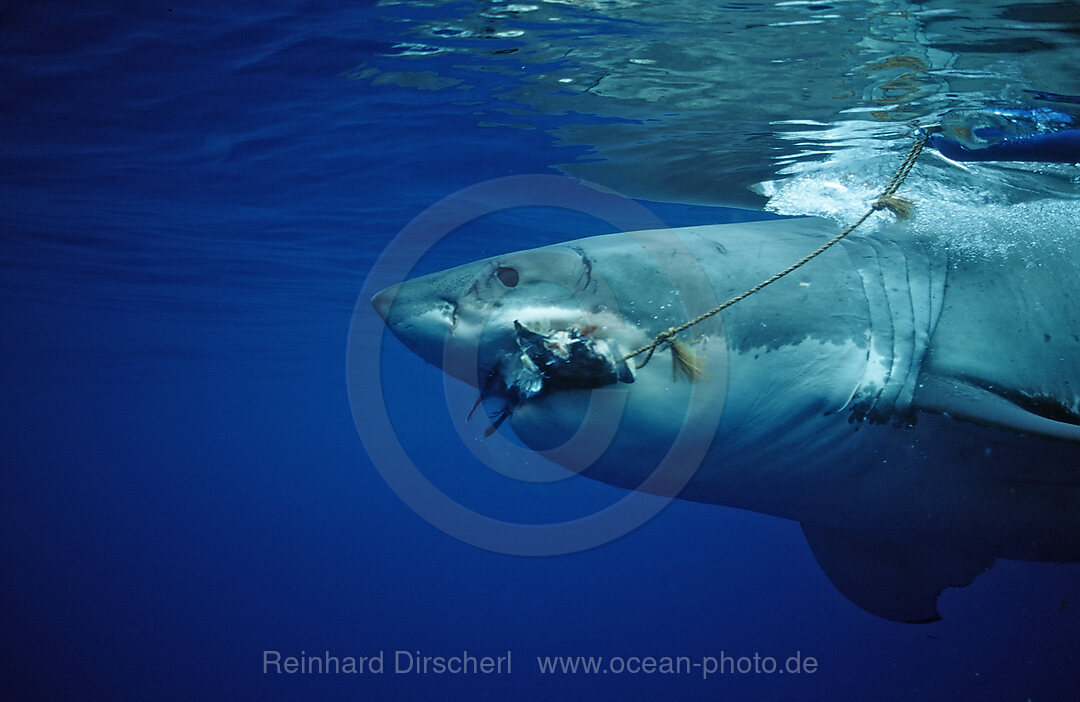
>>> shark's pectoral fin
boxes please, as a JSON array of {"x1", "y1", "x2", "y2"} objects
[
  {"x1": 801, "y1": 524, "x2": 994, "y2": 623},
  {"x1": 914, "y1": 375, "x2": 1080, "y2": 444}
]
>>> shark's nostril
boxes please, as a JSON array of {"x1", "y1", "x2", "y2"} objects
[{"x1": 440, "y1": 298, "x2": 459, "y2": 332}]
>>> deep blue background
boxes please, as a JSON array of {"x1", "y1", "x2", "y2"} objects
[{"x1": 2, "y1": 3, "x2": 1078, "y2": 700}]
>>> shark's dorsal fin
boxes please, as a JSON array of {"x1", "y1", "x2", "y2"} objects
[
  {"x1": 801, "y1": 524, "x2": 994, "y2": 623},
  {"x1": 914, "y1": 375, "x2": 1080, "y2": 444}
]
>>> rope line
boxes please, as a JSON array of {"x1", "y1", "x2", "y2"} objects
[{"x1": 623, "y1": 132, "x2": 928, "y2": 369}]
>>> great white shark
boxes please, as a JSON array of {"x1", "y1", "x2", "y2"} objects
[{"x1": 371, "y1": 214, "x2": 1080, "y2": 623}]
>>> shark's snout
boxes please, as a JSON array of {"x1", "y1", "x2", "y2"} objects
[
  {"x1": 370, "y1": 276, "x2": 465, "y2": 372},
  {"x1": 370, "y1": 283, "x2": 400, "y2": 322}
]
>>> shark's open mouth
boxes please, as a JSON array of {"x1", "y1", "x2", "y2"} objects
[{"x1": 472, "y1": 320, "x2": 636, "y2": 435}]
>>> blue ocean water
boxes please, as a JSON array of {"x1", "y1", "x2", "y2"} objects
[{"x1": 3, "y1": 2, "x2": 1078, "y2": 700}]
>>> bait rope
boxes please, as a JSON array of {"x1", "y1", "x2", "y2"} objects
[{"x1": 623, "y1": 132, "x2": 929, "y2": 373}]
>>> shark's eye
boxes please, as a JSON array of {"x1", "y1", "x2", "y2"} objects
[{"x1": 495, "y1": 266, "x2": 519, "y2": 288}]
